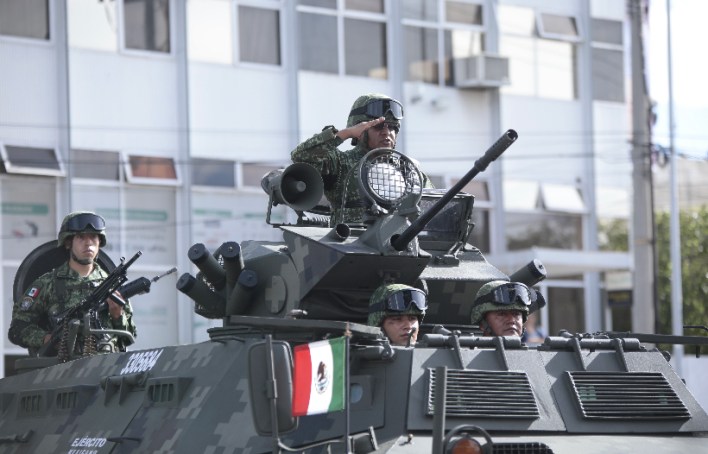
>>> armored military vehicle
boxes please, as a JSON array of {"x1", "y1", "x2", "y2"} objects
[{"x1": 1, "y1": 130, "x2": 707, "y2": 453}]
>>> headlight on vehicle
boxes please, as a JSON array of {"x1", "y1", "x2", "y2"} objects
[
  {"x1": 358, "y1": 148, "x2": 423, "y2": 211},
  {"x1": 446, "y1": 435, "x2": 483, "y2": 454},
  {"x1": 442, "y1": 425, "x2": 492, "y2": 454}
]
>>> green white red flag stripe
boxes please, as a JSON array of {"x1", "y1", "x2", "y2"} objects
[{"x1": 292, "y1": 337, "x2": 346, "y2": 416}]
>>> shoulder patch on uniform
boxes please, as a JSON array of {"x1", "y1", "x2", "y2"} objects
[
  {"x1": 26, "y1": 287, "x2": 40, "y2": 298},
  {"x1": 20, "y1": 297, "x2": 34, "y2": 311}
]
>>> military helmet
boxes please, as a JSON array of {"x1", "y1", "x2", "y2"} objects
[
  {"x1": 368, "y1": 283, "x2": 427, "y2": 327},
  {"x1": 346, "y1": 93, "x2": 404, "y2": 128},
  {"x1": 57, "y1": 211, "x2": 107, "y2": 248},
  {"x1": 470, "y1": 280, "x2": 535, "y2": 325}
]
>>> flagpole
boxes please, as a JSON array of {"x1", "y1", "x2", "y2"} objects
[
  {"x1": 345, "y1": 324, "x2": 352, "y2": 453},
  {"x1": 265, "y1": 334, "x2": 281, "y2": 454}
]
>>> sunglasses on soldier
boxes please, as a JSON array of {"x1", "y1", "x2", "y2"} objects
[
  {"x1": 370, "y1": 288, "x2": 428, "y2": 314},
  {"x1": 371, "y1": 122, "x2": 400, "y2": 134},
  {"x1": 350, "y1": 99, "x2": 404, "y2": 120},
  {"x1": 66, "y1": 213, "x2": 106, "y2": 232},
  {"x1": 476, "y1": 282, "x2": 535, "y2": 307}
]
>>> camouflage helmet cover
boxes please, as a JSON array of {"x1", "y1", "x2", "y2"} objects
[
  {"x1": 368, "y1": 283, "x2": 426, "y2": 327},
  {"x1": 346, "y1": 93, "x2": 403, "y2": 128},
  {"x1": 470, "y1": 280, "x2": 531, "y2": 325},
  {"x1": 57, "y1": 211, "x2": 107, "y2": 248}
]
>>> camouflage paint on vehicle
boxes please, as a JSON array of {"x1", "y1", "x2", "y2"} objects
[{"x1": 2, "y1": 130, "x2": 707, "y2": 453}]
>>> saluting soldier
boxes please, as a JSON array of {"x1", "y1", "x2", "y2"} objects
[{"x1": 291, "y1": 93, "x2": 433, "y2": 225}]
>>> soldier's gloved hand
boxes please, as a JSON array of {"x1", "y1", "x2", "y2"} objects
[
  {"x1": 107, "y1": 294, "x2": 124, "y2": 320},
  {"x1": 337, "y1": 117, "x2": 386, "y2": 142}
]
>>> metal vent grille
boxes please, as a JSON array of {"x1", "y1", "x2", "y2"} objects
[
  {"x1": 18, "y1": 393, "x2": 43, "y2": 417},
  {"x1": 426, "y1": 369, "x2": 539, "y2": 418},
  {"x1": 493, "y1": 442, "x2": 554, "y2": 454},
  {"x1": 148, "y1": 383, "x2": 175, "y2": 404},
  {"x1": 567, "y1": 371, "x2": 690, "y2": 420},
  {"x1": 56, "y1": 391, "x2": 78, "y2": 410}
]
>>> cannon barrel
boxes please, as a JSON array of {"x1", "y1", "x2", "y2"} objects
[
  {"x1": 221, "y1": 241, "x2": 244, "y2": 292},
  {"x1": 177, "y1": 272, "x2": 226, "y2": 318},
  {"x1": 509, "y1": 259, "x2": 547, "y2": 287},
  {"x1": 188, "y1": 243, "x2": 226, "y2": 290},
  {"x1": 391, "y1": 129, "x2": 518, "y2": 251}
]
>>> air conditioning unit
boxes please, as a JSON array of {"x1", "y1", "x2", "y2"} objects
[{"x1": 452, "y1": 54, "x2": 510, "y2": 89}]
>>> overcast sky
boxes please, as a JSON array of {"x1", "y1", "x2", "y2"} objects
[{"x1": 648, "y1": 0, "x2": 708, "y2": 158}]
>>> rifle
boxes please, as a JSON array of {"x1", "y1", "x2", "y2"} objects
[
  {"x1": 117, "y1": 267, "x2": 177, "y2": 299},
  {"x1": 38, "y1": 250, "x2": 143, "y2": 358}
]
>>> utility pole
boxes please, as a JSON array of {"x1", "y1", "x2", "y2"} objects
[
  {"x1": 665, "y1": 0, "x2": 684, "y2": 375},
  {"x1": 628, "y1": 0, "x2": 655, "y2": 334}
]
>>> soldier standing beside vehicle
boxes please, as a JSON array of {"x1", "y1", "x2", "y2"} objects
[
  {"x1": 291, "y1": 93, "x2": 433, "y2": 225},
  {"x1": 470, "y1": 280, "x2": 546, "y2": 338},
  {"x1": 368, "y1": 283, "x2": 427, "y2": 347},
  {"x1": 8, "y1": 211, "x2": 137, "y2": 356}
]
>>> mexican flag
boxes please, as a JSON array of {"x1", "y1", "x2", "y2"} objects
[{"x1": 292, "y1": 337, "x2": 346, "y2": 416}]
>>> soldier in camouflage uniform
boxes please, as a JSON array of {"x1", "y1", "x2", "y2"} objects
[
  {"x1": 368, "y1": 283, "x2": 427, "y2": 347},
  {"x1": 470, "y1": 280, "x2": 545, "y2": 337},
  {"x1": 291, "y1": 93, "x2": 433, "y2": 225},
  {"x1": 8, "y1": 211, "x2": 137, "y2": 356}
]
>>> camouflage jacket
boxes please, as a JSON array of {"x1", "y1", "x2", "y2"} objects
[
  {"x1": 9, "y1": 261, "x2": 137, "y2": 353},
  {"x1": 291, "y1": 126, "x2": 369, "y2": 225}
]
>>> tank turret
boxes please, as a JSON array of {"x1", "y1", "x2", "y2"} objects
[{"x1": 176, "y1": 130, "x2": 524, "y2": 326}]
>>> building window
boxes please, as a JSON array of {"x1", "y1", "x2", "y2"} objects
[
  {"x1": 71, "y1": 149, "x2": 121, "y2": 181},
  {"x1": 344, "y1": 18, "x2": 387, "y2": 77},
  {"x1": 470, "y1": 209, "x2": 489, "y2": 252},
  {"x1": 191, "y1": 191, "x2": 287, "y2": 285},
  {"x1": 187, "y1": 0, "x2": 233, "y2": 64},
  {"x1": 1, "y1": 178, "x2": 56, "y2": 261},
  {"x1": 124, "y1": 0, "x2": 171, "y2": 53},
  {"x1": 297, "y1": 0, "x2": 387, "y2": 78},
  {"x1": 123, "y1": 187, "x2": 177, "y2": 264},
  {"x1": 499, "y1": 5, "x2": 579, "y2": 100},
  {"x1": 300, "y1": 0, "x2": 336, "y2": 8},
  {"x1": 447, "y1": 1, "x2": 483, "y2": 25},
  {"x1": 241, "y1": 163, "x2": 281, "y2": 188},
  {"x1": 503, "y1": 180, "x2": 584, "y2": 250},
  {"x1": 298, "y1": 12, "x2": 337, "y2": 73},
  {"x1": 125, "y1": 154, "x2": 180, "y2": 185},
  {"x1": 405, "y1": 26, "x2": 438, "y2": 84},
  {"x1": 537, "y1": 13, "x2": 579, "y2": 41},
  {"x1": 506, "y1": 212, "x2": 582, "y2": 250},
  {"x1": 0, "y1": 144, "x2": 64, "y2": 177},
  {"x1": 591, "y1": 18, "x2": 624, "y2": 102},
  {"x1": 596, "y1": 186, "x2": 630, "y2": 252},
  {"x1": 68, "y1": 0, "x2": 118, "y2": 51},
  {"x1": 192, "y1": 158, "x2": 236, "y2": 188},
  {"x1": 0, "y1": 0, "x2": 49, "y2": 40},
  {"x1": 239, "y1": 5, "x2": 281, "y2": 65},
  {"x1": 451, "y1": 177, "x2": 490, "y2": 253},
  {"x1": 187, "y1": 0, "x2": 283, "y2": 65},
  {"x1": 346, "y1": 0, "x2": 383, "y2": 13},
  {"x1": 548, "y1": 285, "x2": 584, "y2": 334},
  {"x1": 403, "y1": 0, "x2": 486, "y2": 86}
]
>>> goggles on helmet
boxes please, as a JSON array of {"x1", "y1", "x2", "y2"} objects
[
  {"x1": 65, "y1": 213, "x2": 106, "y2": 232},
  {"x1": 350, "y1": 99, "x2": 404, "y2": 120},
  {"x1": 476, "y1": 282, "x2": 535, "y2": 307},
  {"x1": 370, "y1": 288, "x2": 427, "y2": 314}
]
